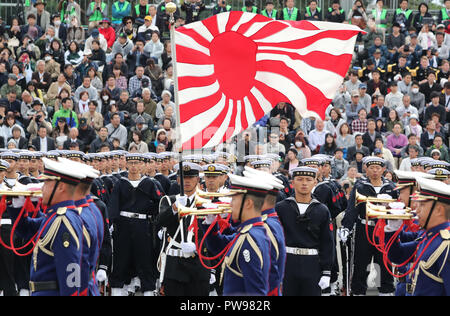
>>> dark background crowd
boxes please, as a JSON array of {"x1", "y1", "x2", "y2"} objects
[{"x1": 0, "y1": 0, "x2": 448, "y2": 187}]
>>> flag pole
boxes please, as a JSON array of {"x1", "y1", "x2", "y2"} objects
[{"x1": 167, "y1": 2, "x2": 184, "y2": 196}]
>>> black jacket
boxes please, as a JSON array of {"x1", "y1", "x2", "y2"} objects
[{"x1": 31, "y1": 136, "x2": 56, "y2": 151}]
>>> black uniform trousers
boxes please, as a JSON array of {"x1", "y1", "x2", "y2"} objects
[
  {"x1": 0, "y1": 225, "x2": 16, "y2": 296},
  {"x1": 110, "y1": 216, "x2": 156, "y2": 292},
  {"x1": 282, "y1": 254, "x2": 321, "y2": 296},
  {"x1": 351, "y1": 221, "x2": 394, "y2": 295}
]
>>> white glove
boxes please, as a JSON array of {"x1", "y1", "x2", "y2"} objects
[
  {"x1": 209, "y1": 272, "x2": 216, "y2": 285},
  {"x1": 202, "y1": 203, "x2": 218, "y2": 209},
  {"x1": 384, "y1": 219, "x2": 403, "y2": 233},
  {"x1": 202, "y1": 214, "x2": 216, "y2": 225},
  {"x1": 318, "y1": 275, "x2": 331, "y2": 290},
  {"x1": 157, "y1": 229, "x2": 164, "y2": 240},
  {"x1": 96, "y1": 269, "x2": 107, "y2": 283},
  {"x1": 338, "y1": 227, "x2": 350, "y2": 243},
  {"x1": 12, "y1": 195, "x2": 26, "y2": 208},
  {"x1": 174, "y1": 195, "x2": 188, "y2": 214},
  {"x1": 181, "y1": 242, "x2": 196, "y2": 256}
]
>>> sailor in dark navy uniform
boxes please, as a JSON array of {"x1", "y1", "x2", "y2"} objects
[
  {"x1": 107, "y1": 153, "x2": 164, "y2": 296},
  {"x1": 275, "y1": 166, "x2": 334, "y2": 296},
  {"x1": 339, "y1": 157, "x2": 398, "y2": 295},
  {"x1": 385, "y1": 176, "x2": 450, "y2": 296},
  {"x1": 155, "y1": 162, "x2": 211, "y2": 296},
  {"x1": 8, "y1": 158, "x2": 88, "y2": 296}
]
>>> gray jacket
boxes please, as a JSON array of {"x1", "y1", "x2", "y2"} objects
[{"x1": 408, "y1": 91, "x2": 426, "y2": 115}]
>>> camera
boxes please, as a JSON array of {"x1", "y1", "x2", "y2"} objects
[{"x1": 35, "y1": 114, "x2": 42, "y2": 121}]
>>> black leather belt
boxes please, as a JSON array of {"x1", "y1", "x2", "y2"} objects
[{"x1": 29, "y1": 281, "x2": 58, "y2": 293}]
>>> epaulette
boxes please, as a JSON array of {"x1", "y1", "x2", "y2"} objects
[
  {"x1": 377, "y1": 67, "x2": 386, "y2": 73},
  {"x1": 358, "y1": 67, "x2": 366, "y2": 78},
  {"x1": 440, "y1": 229, "x2": 450, "y2": 240},
  {"x1": 261, "y1": 220, "x2": 279, "y2": 260},
  {"x1": 387, "y1": 64, "x2": 396, "y2": 72},
  {"x1": 240, "y1": 224, "x2": 253, "y2": 234}
]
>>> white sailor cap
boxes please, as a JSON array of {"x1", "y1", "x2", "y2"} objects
[
  {"x1": 58, "y1": 157, "x2": 100, "y2": 183},
  {"x1": 301, "y1": 157, "x2": 322, "y2": 167},
  {"x1": 427, "y1": 168, "x2": 450, "y2": 180},
  {"x1": 428, "y1": 161, "x2": 450, "y2": 171},
  {"x1": 394, "y1": 170, "x2": 434, "y2": 190},
  {"x1": 243, "y1": 166, "x2": 284, "y2": 195},
  {"x1": 251, "y1": 159, "x2": 272, "y2": 169},
  {"x1": 290, "y1": 166, "x2": 318, "y2": 178},
  {"x1": 364, "y1": 156, "x2": 386, "y2": 167},
  {"x1": 202, "y1": 164, "x2": 227, "y2": 175},
  {"x1": 173, "y1": 162, "x2": 202, "y2": 176},
  {"x1": 38, "y1": 157, "x2": 85, "y2": 185},
  {"x1": 413, "y1": 176, "x2": 450, "y2": 204},
  {"x1": 228, "y1": 173, "x2": 274, "y2": 197},
  {"x1": 0, "y1": 159, "x2": 10, "y2": 171}
]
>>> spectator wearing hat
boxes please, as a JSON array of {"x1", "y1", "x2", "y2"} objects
[
  {"x1": 424, "y1": 91, "x2": 446, "y2": 126},
  {"x1": 404, "y1": 114, "x2": 422, "y2": 140},
  {"x1": 7, "y1": 125, "x2": 27, "y2": 149},
  {"x1": 129, "y1": 113, "x2": 152, "y2": 144},
  {"x1": 156, "y1": 89, "x2": 175, "y2": 121},
  {"x1": 386, "y1": 22, "x2": 405, "y2": 57},
  {"x1": 99, "y1": 19, "x2": 116, "y2": 49},
  {"x1": 137, "y1": 15, "x2": 159, "y2": 41},
  {"x1": 369, "y1": 48, "x2": 388, "y2": 70},
  {"x1": 85, "y1": 28, "x2": 108, "y2": 53},
  {"x1": 345, "y1": 90, "x2": 365, "y2": 125},
  {"x1": 0, "y1": 74, "x2": 22, "y2": 99},
  {"x1": 77, "y1": 117, "x2": 97, "y2": 152},
  {"x1": 82, "y1": 100, "x2": 103, "y2": 132}
]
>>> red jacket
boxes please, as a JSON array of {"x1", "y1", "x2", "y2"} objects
[{"x1": 99, "y1": 26, "x2": 116, "y2": 48}]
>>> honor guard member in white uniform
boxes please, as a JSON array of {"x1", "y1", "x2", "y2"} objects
[
  {"x1": 107, "y1": 153, "x2": 164, "y2": 296},
  {"x1": 156, "y1": 162, "x2": 211, "y2": 296},
  {"x1": 275, "y1": 166, "x2": 334, "y2": 296},
  {"x1": 339, "y1": 157, "x2": 398, "y2": 295},
  {"x1": 385, "y1": 177, "x2": 450, "y2": 296}
]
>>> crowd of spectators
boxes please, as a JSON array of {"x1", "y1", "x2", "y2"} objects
[{"x1": 0, "y1": 0, "x2": 448, "y2": 189}]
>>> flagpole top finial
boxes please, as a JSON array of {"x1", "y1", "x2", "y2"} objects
[{"x1": 166, "y1": 2, "x2": 177, "y2": 14}]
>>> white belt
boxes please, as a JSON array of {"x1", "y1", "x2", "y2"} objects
[
  {"x1": 166, "y1": 248, "x2": 195, "y2": 258},
  {"x1": 360, "y1": 217, "x2": 376, "y2": 226},
  {"x1": 0, "y1": 219, "x2": 12, "y2": 225},
  {"x1": 286, "y1": 247, "x2": 318, "y2": 256},
  {"x1": 120, "y1": 211, "x2": 148, "y2": 220}
]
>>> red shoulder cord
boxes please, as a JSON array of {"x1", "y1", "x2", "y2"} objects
[
  {"x1": 188, "y1": 215, "x2": 241, "y2": 270},
  {"x1": 365, "y1": 219, "x2": 450, "y2": 278},
  {"x1": 0, "y1": 196, "x2": 53, "y2": 257}
]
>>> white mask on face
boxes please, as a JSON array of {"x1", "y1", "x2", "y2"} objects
[
  {"x1": 102, "y1": 95, "x2": 109, "y2": 101},
  {"x1": 411, "y1": 88, "x2": 419, "y2": 94},
  {"x1": 295, "y1": 141, "x2": 302, "y2": 148},
  {"x1": 54, "y1": 20, "x2": 61, "y2": 27}
]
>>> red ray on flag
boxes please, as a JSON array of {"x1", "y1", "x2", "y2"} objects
[{"x1": 175, "y1": 12, "x2": 363, "y2": 150}]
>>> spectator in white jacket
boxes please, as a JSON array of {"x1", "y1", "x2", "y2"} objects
[{"x1": 144, "y1": 32, "x2": 164, "y2": 65}]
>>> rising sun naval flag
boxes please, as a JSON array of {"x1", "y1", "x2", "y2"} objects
[{"x1": 175, "y1": 11, "x2": 363, "y2": 150}]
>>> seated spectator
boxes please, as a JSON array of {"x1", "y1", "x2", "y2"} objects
[
  {"x1": 128, "y1": 130, "x2": 149, "y2": 153},
  {"x1": 397, "y1": 71, "x2": 412, "y2": 95},
  {"x1": 116, "y1": 90, "x2": 136, "y2": 126},
  {"x1": 387, "y1": 122, "x2": 409, "y2": 164},
  {"x1": 76, "y1": 91, "x2": 91, "y2": 119},
  {"x1": 358, "y1": 83, "x2": 372, "y2": 113},
  {"x1": 331, "y1": 147, "x2": 348, "y2": 180},
  {"x1": 344, "y1": 70, "x2": 362, "y2": 94},
  {"x1": 82, "y1": 100, "x2": 104, "y2": 133},
  {"x1": 64, "y1": 41, "x2": 84, "y2": 68},
  {"x1": 385, "y1": 81, "x2": 403, "y2": 109},
  {"x1": 346, "y1": 133, "x2": 369, "y2": 162},
  {"x1": 336, "y1": 122, "x2": 355, "y2": 158},
  {"x1": 396, "y1": 94, "x2": 418, "y2": 127},
  {"x1": 300, "y1": 115, "x2": 316, "y2": 135},
  {"x1": 345, "y1": 90, "x2": 365, "y2": 125},
  {"x1": 420, "y1": 72, "x2": 442, "y2": 104},
  {"x1": 366, "y1": 69, "x2": 388, "y2": 96},
  {"x1": 341, "y1": 165, "x2": 361, "y2": 187},
  {"x1": 386, "y1": 22, "x2": 405, "y2": 58},
  {"x1": 31, "y1": 59, "x2": 52, "y2": 92},
  {"x1": 112, "y1": 65, "x2": 128, "y2": 91},
  {"x1": 32, "y1": 124, "x2": 56, "y2": 152},
  {"x1": 424, "y1": 91, "x2": 446, "y2": 126},
  {"x1": 87, "y1": 66, "x2": 103, "y2": 94},
  {"x1": 270, "y1": 102, "x2": 295, "y2": 130},
  {"x1": 420, "y1": 119, "x2": 444, "y2": 152},
  {"x1": 369, "y1": 94, "x2": 390, "y2": 120},
  {"x1": 1, "y1": 113, "x2": 25, "y2": 141},
  {"x1": 0, "y1": 74, "x2": 22, "y2": 99},
  {"x1": 292, "y1": 130, "x2": 311, "y2": 160},
  {"x1": 325, "y1": 107, "x2": 345, "y2": 137},
  {"x1": 351, "y1": 108, "x2": 369, "y2": 134},
  {"x1": 129, "y1": 115, "x2": 153, "y2": 145},
  {"x1": 417, "y1": 23, "x2": 436, "y2": 51},
  {"x1": 374, "y1": 137, "x2": 396, "y2": 168},
  {"x1": 7, "y1": 125, "x2": 27, "y2": 149},
  {"x1": 104, "y1": 76, "x2": 121, "y2": 102},
  {"x1": 325, "y1": 0, "x2": 346, "y2": 23},
  {"x1": 77, "y1": 118, "x2": 97, "y2": 152},
  {"x1": 264, "y1": 132, "x2": 286, "y2": 156},
  {"x1": 349, "y1": 150, "x2": 366, "y2": 175},
  {"x1": 430, "y1": 113, "x2": 448, "y2": 139},
  {"x1": 368, "y1": 48, "x2": 388, "y2": 70},
  {"x1": 111, "y1": 37, "x2": 134, "y2": 68},
  {"x1": 404, "y1": 114, "x2": 422, "y2": 139},
  {"x1": 144, "y1": 31, "x2": 164, "y2": 65},
  {"x1": 386, "y1": 109, "x2": 403, "y2": 134},
  {"x1": 330, "y1": 83, "x2": 351, "y2": 115},
  {"x1": 156, "y1": 90, "x2": 175, "y2": 121},
  {"x1": 46, "y1": 73, "x2": 72, "y2": 111},
  {"x1": 89, "y1": 126, "x2": 113, "y2": 153},
  {"x1": 319, "y1": 133, "x2": 337, "y2": 156},
  {"x1": 425, "y1": 135, "x2": 449, "y2": 162},
  {"x1": 26, "y1": 109, "x2": 52, "y2": 142},
  {"x1": 412, "y1": 2, "x2": 432, "y2": 33},
  {"x1": 63, "y1": 127, "x2": 85, "y2": 152},
  {"x1": 106, "y1": 112, "x2": 128, "y2": 148},
  {"x1": 399, "y1": 144, "x2": 420, "y2": 171},
  {"x1": 148, "y1": 128, "x2": 172, "y2": 152},
  {"x1": 141, "y1": 88, "x2": 157, "y2": 120},
  {"x1": 283, "y1": 148, "x2": 300, "y2": 173},
  {"x1": 51, "y1": 117, "x2": 70, "y2": 145},
  {"x1": 375, "y1": 117, "x2": 387, "y2": 135},
  {"x1": 408, "y1": 81, "x2": 425, "y2": 115},
  {"x1": 362, "y1": 118, "x2": 381, "y2": 153},
  {"x1": 308, "y1": 118, "x2": 327, "y2": 154},
  {"x1": 368, "y1": 36, "x2": 390, "y2": 61},
  {"x1": 98, "y1": 19, "x2": 115, "y2": 49},
  {"x1": 74, "y1": 76, "x2": 98, "y2": 105},
  {"x1": 52, "y1": 97, "x2": 78, "y2": 128}
]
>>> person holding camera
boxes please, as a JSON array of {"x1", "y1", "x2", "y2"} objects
[
  {"x1": 26, "y1": 108, "x2": 52, "y2": 143},
  {"x1": 87, "y1": 0, "x2": 108, "y2": 29},
  {"x1": 181, "y1": 0, "x2": 205, "y2": 24},
  {"x1": 212, "y1": 0, "x2": 231, "y2": 15},
  {"x1": 392, "y1": 0, "x2": 413, "y2": 36}
]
